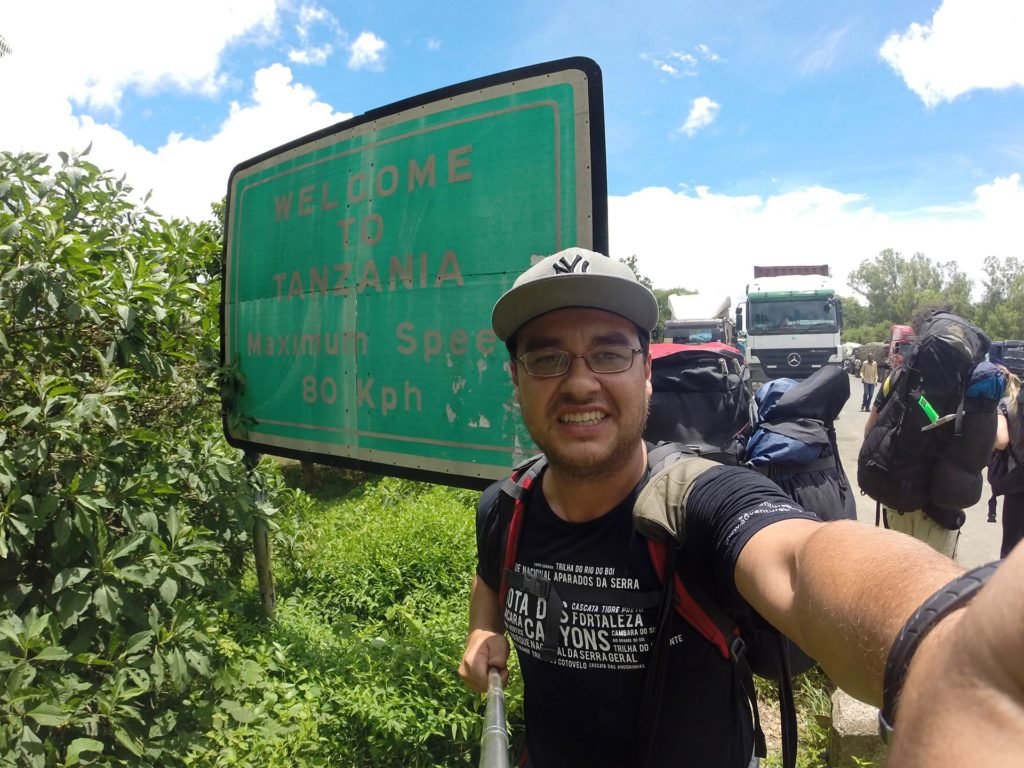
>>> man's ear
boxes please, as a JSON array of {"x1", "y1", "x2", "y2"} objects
[
  {"x1": 644, "y1": 352, "x2": 653, "y2": 398},
  {"x1": 510, "y1": 360, "x2": 520, "y2": 396}
]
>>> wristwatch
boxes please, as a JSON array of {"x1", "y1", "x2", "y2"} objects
[{"x1": 878, "y1": 560, "x2": 1002, "y2": 743}]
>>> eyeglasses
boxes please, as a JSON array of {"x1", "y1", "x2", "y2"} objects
[{"x1": 515, "y1": 345, "x2": 643, "y2": 378}]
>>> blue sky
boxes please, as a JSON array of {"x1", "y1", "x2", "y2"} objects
[{"x1": 2, "y1": 0, "x2": 1022, "y2": 302}]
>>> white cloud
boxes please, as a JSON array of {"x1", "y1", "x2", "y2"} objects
[
  {"x1": 608, "y1": 176, "x2": 1024, "y2": 302},
  {"x1": 695, "y1": 43, "x2": 722, "y2": 63},
  {"x1": 880, "y1": 0, "x2": 1024, "y2": 106},
  {"x1": 1, "y1": 1, "x2": 280, "y2": 112},
  {"x1": 296, "y1": 4, "x2": 331, "y2": 34},
  {"x1": 289, "y1": 44, "x2": 334, "y2": 65},
  {"x1": 642, "y1": 51, "x2": 698, "y2": 79},
  {"x1": 0, "y1": 57, "x2": 350, "y2": 222},
  {"x1": 799, "y1": 26, "x2": 850, "y2": 75},
  {"x1": 290, "y1": 4, "x2": 340, "y2": 65},
  {"x1": 679, "y1": 97, "x2": 720, "y2": 137},
  {"x1": 427, "y1": 38, "x2": 442, "y2": 52},
  {"x1": 349, "y1": 31, "x2": 387, "y2": 71}
]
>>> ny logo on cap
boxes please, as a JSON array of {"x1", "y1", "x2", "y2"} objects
[{"x1": 552, "y1": 254, "x2": 590, "y2": 274}]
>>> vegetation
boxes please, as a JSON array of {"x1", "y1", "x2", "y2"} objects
[
  {"x1": 840, "y1": 247, "x2": 1023, "y2": 343},
  {"x1": 619, "y1": 254, "x2": 691, "y2": 340}
]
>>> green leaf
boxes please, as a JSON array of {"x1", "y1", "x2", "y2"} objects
[
  {"x1": 106, "y1": 531, "x2": 147, "y2": 562},
  {"x1": 55, "y1": 588, "x2": 90, "y2": 628},
  {"x1": 222, "y1": 699, "x2": 256, "y2": 724},
  {"x1": 167, "y1": 648, "x2": 187, "y2": 686},
  {"x1": 112, "y1": 726, "x2": 144, "y2": 757},
  {"x1": 33, "y1": 645, "x2": 72, "y2": 662},
  {"x1": 93, "y1": 584, "x2": 123, "y2": 623},
  {"x1": 26, "y1": 612, "x2": 51, "y2": 641},
  {"x1": 159, "y1": 577, "x2": 178, "y2": 605},
  {"x1": 26, "y1": 703, "x2": 67, "y2": 727},
  {"x1": 66, "y1": 737, "x2": 104, "y2": 765},
  {"x1": 53, "y1": 567, "x2": 91, "y2": 593},
  {"x1": 123, "y1": 630, "x2": 152, "y2": 656}
]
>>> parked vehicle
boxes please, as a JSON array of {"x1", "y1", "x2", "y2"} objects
[
  {"x1": 734, "y1": 265, "x2": 843, "y2": 384},
  {"x1": 990, "y1": 339, "x2": 1024, "y2": 377},
  {"x1": 879, "y1": 324, "x2": 916, "y2": 381},
  {"x1": 663, "y1": 293, "x2": 736, "y2": 347}
]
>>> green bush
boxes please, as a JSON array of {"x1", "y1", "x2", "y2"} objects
[{"x1": 0, "y1": 149, "x2": 291, "y2": 766}]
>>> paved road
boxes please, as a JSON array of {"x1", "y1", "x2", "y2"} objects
[{"x1": 836, "y1": 373, "x2": 1002, "y2": 568}]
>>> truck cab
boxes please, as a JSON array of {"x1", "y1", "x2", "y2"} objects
[
  {"x1": 735, "y1": 266, "x2": 843, "y2": 384},
  {"x1": 663, "y1": 293, "x2": 736, "y2": 348},
  {"x1": 880, "y1": 324, "x2": 916, "y2": 380}
]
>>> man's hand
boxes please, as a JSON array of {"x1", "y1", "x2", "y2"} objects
[
  {"x1": 459, "y1": 575, "x2": 510, "y2": 694},
  {"x1": 459, "y1": 628, "x2": 510, "y2": 694}
]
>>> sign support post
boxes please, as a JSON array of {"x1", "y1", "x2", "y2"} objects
[{"x1": 244, "y1": 450, "x2": 276, "y2": 619}]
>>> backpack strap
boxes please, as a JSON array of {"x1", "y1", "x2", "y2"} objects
[
  {"x1": 641, "y1": 539, "x2": 771, "y2": 767},
  {"x1": 646, "y1": 539, "x2": 743, "y2": 661},
  {"x1": 497, "y1": 454, "x2": 547, "y2": 611}
]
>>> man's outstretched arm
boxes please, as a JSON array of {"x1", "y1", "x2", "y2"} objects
[
  {"x1": 734, "y1": 519, "x2": 964, "y2": 706},
  {"x1": 458, "y1": 576, "x2": 510, "y2": 694}
]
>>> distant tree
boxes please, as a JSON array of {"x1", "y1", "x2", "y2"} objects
[
  {"x1": 0, "y1": 35, "x2": 10, "y2": 58},
  {"x1": 976, "y1": 255, "x2": 1024, "y2": 340},
  {"x1": 847, "y1": 248, "x2": 974, "y2": 327},
  {"x1": 618, "y1": 254, "x2": 653, "y2": 290},
  {"x1": 619, "y1": 255, "x2": 666, "y2": 338}
]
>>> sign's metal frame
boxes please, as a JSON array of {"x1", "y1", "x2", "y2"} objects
[{"x1": 220, "y1": 57, "x2": 607, "y2": 489}]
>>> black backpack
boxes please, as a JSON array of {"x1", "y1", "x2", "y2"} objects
[
  {"x1": 745, "y1": 365, "x2": 857, "y2": 523},
  {"x1": 858, "y1": 311, "x2": 993, "y2": 528},
  {"x1": 643, "y1": 342, "x2": 753, "y2": 463}
]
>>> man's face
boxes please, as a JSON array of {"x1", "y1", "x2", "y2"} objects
[{"x1": 510, "y1": 307, "x2": 652, "y2": 479}]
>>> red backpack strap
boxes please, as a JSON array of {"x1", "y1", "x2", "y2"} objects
[
  {"x1": 646, "y1": 539, "x2": 743, "y2": 662},
  {"x1": 497, "y1": 456, "x2": 546, "y2": 609}
]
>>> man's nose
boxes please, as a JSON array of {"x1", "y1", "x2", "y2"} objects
[{"x1": 558, "y1": 354, "x2": 601, "y2": 393}]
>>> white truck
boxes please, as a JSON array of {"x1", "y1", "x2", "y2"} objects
[
  {"x1": 663, "y1": 293, "x2": 736, "y2": 347},
  {"x1": 734, "y1": 265, "x2": 843, "y2": 384}
]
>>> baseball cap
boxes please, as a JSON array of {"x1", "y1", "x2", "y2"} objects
[{"x1": 491, "y1": 247, "x2": 660, "y2": 341}]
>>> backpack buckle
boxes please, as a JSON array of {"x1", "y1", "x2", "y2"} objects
[
  {"x1": 521, "y1": 572, "x2": 550, "y2": 598},
  {"x1": 729, "y1": 635, "x2": 747, "y2": 663}
]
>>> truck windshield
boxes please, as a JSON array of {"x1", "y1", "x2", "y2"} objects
[
  {"x1": 749, "y1": 298, "x2": 839, "y2": 334},
  {"x1": 665, "y1": 324, "x2": 721, "y2": 343}
]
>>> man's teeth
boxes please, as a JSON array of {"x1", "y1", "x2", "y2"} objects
[{"x1": 560, "y1": 411, "x2": 605, "y2": 424}]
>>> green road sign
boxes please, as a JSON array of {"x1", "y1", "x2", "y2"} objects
[{"x1": 222, "y1": 57, "x2": 607, "y2": 488}]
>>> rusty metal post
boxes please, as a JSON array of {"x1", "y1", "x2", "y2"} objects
[{"x1": 244, "y1": 451, "x2": 276, "y2": 619}]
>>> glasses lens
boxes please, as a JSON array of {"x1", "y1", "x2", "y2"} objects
[
  {"x1": 587, "y1": 345, "x2": 636, "y2": 373},
  {"x1": 522, "y1": 350, "x2": 569, "y2": 377}
]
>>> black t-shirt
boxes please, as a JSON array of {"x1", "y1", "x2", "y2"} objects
[{"x1": 476, "y1": 463, "x2": 816, "y2": 768}]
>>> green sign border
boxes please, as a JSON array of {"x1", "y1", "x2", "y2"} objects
[{"x1": 220, "y1": 57, "x2": 607, "y2": 489}]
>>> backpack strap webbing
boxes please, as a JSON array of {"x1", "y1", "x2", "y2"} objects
[
  {"x1": 640, "y1": 540, "x2": 769, "y2": 767},
  {"x1": 646, "y1": 539, "x2": 743, "y2": 661},
  {"x1": 497, "y1": 455, "x2": 547, "y2": 612}
]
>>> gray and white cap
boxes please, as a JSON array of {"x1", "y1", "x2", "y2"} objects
[{"x1": 491, "y1": 247, "x2": 659, "y2": 341}]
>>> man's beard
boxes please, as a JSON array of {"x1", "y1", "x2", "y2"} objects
[{"x1": 529, "y1": 399, "x2": 650, "y2": 480}]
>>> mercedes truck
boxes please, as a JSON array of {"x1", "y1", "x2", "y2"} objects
[{"x1": 735, "y1": 265, "x2": 843, "y2": 384}]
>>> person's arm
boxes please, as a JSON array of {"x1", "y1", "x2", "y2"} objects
[
  {"x1": 734, "y1": 518, "x2": 963, "y2": 705},
  {"x1": 863, "y1": 405, "x2": 880, "y2": 437},
  {"x1": 458, "y1": 575, "x2": 510, "y2": 694},
  {"x1": 995, "y1": 411, "x2": 1010, "y2": 451},
  {"x1": 886, "y1": 542, "x2": 1024, "y2": 766}
]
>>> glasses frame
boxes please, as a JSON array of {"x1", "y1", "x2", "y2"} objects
[{"x1": 515, "y1": 345, "x2": 644, "y2": 378}]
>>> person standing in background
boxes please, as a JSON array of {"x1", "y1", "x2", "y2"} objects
[
  {"x1": 993, "y1": 371, "x2": 1024, "y2": 558},
  {"x1": 860, "y1": 355, "x2": 878, "y2": 411}
]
